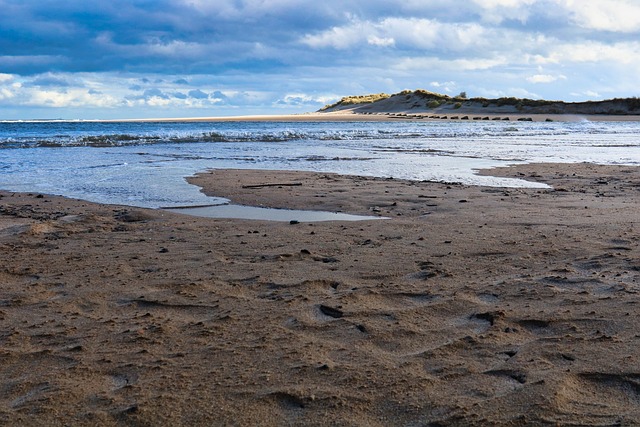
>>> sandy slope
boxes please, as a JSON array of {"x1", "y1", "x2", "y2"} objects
[
  {"x1": 1, "y1": 163, "x2": 640, "y2": 425},
  {"x1": 319, "y1": 90, "x2": 640, "y2": 120}
]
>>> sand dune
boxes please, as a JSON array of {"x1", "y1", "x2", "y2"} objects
[{"x1": 318, "y1": 90, "x2": 640, "y2": 122}]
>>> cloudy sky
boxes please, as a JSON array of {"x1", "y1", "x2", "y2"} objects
[{"x1": 1, "y1": 0, "x2": 639, "y2": 119}]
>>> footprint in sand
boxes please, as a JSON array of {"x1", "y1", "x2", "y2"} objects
[{"x1": 551, "y1": 373, "x2": 640, "y2": 422}]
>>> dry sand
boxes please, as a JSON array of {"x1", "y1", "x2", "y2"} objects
[
  {"x1": 111, "y1": 111, "x2": 640, "y2": 122},
  {"x1": 1, "y1": 163, "x2": 640, "y2": 425}
]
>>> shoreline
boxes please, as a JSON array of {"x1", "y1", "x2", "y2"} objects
[
  {"x1": 1, "y1": 163, "x2": 640, "y2": 425},
  {"x1": 90, "y1": 111, "x2": 640, "y2": 123}
]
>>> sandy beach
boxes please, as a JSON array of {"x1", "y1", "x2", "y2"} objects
[
  {"x1": 117, "y1": 111, "x2": 640, "y2": 123},
  {"x1": 1, "y1": 163, "x2": 640, "y2": 425}
]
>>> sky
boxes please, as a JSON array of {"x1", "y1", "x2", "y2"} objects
[{"x1": 0, "y1": 0, "x2": 639, "y2": 120}]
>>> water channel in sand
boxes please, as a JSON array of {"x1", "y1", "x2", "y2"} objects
[{"x1": 165, "y1": 204, "x2": 386, "y2": 222}]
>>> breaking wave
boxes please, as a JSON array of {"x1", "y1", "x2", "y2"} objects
[{"x1": 1, "y1": 119, "x2": 639, "y2": 149}]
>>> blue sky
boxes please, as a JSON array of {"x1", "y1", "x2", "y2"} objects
[{"x1": 1, "y1": 0, "x2": 639, "y2": 119}]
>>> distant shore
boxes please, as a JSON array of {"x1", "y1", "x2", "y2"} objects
[
  {"x1": 318, "y1": 89, "x2": 640, "y2": 119},
  {"x1": 111, "y1": 111, "x2": 640, "y2": 123}
]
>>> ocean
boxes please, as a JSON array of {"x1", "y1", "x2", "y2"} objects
[{"x1": 1, "y1": 119, "x2": 639, "y2": 209}]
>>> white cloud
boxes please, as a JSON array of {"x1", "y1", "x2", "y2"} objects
[
  {"x1": 554, "y1": 41, "x2": 640, "y2": 64},
  {"x1": 145, "y1": 95, "x2": 173, "y2": 107},
  {"x1": 278, "y1": 93, "x2": 335, "y2": 106},
  {"x1": 526, "y1": 74, "x2": 567, "y2": 83},
  {"x1": 0, "y1": 72, "x2": 285, "y2": 112},
  {"x1": 300, "y1": 20, "x2": 371, "y2": 49},
  {"x1": 584, "y1": 90, "x2": 601, "y2": 98},
  {"x1": 396, "y1": 56, "x2": 508, "y2": 72},
  {"x1": 144, "y1": 39, "x2": 208, "y2": 58},
  {"x1": 525, "y1": 39, "x2": 640, "y2": 68},
  {"x1": 430, "y1": 81, "x2": 456, "y2": 88},
  {"x1": 301, "y1": 17, "x2": 491, "y2": 51},
  {"x1": 25, "y1": 88, "x2": 121, "y2": 108},
  {"x1": 476, "y1": 0, "x2": 537, "y2": 6},
  {"x1": 430, "y1": 81, "x2": 457, "y2": 93},
  {"x1": 0, "y1": 88, "x2": 15, "y2": 101},
  {"x1": 382, "y1": 18, "x2": 488, "y2": 50},
  {"x1": 508, "y1": 87, "x2": 541, "y2": 98},
  {"x1": 559, "y1": 0, "x2": 640, "y2": 33},
  {"x1": 570, "y1": 90, "x2": 601, "y2": 99},
  {"x1": 367, "y1": 35, "x2": 395, "y2": 47}
]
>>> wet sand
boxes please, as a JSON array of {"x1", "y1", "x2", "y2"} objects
[{"x1": 1, "y1": 163, "x2": 640, "y2": 425}]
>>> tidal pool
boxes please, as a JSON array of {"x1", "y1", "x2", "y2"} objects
[{"x1": 165, "y1": 204, "x2": 386, "y2": 222}]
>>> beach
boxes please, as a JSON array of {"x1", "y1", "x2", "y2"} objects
[
  {"x1": 117, "y1": 111, "x2": 640, "y2": 122},
  {"x1": 1, "y1": 163, "x2": 640, "y2": 425}
]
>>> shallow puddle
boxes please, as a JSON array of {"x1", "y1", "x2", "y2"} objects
[{"x1": 165, "y1": 204, "x2": 386, "y2": 222}]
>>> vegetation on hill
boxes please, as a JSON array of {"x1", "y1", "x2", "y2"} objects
[
  {"x1": 319, "y1": 93, "x2": 391, "y2": 111},
  {"x1": 319, "y1": 89, "x2": 640, "y2": 115}
]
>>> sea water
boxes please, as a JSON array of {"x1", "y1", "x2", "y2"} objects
[{"x1": 1, "y1": 119, "x2": 639, "y2": 210}]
